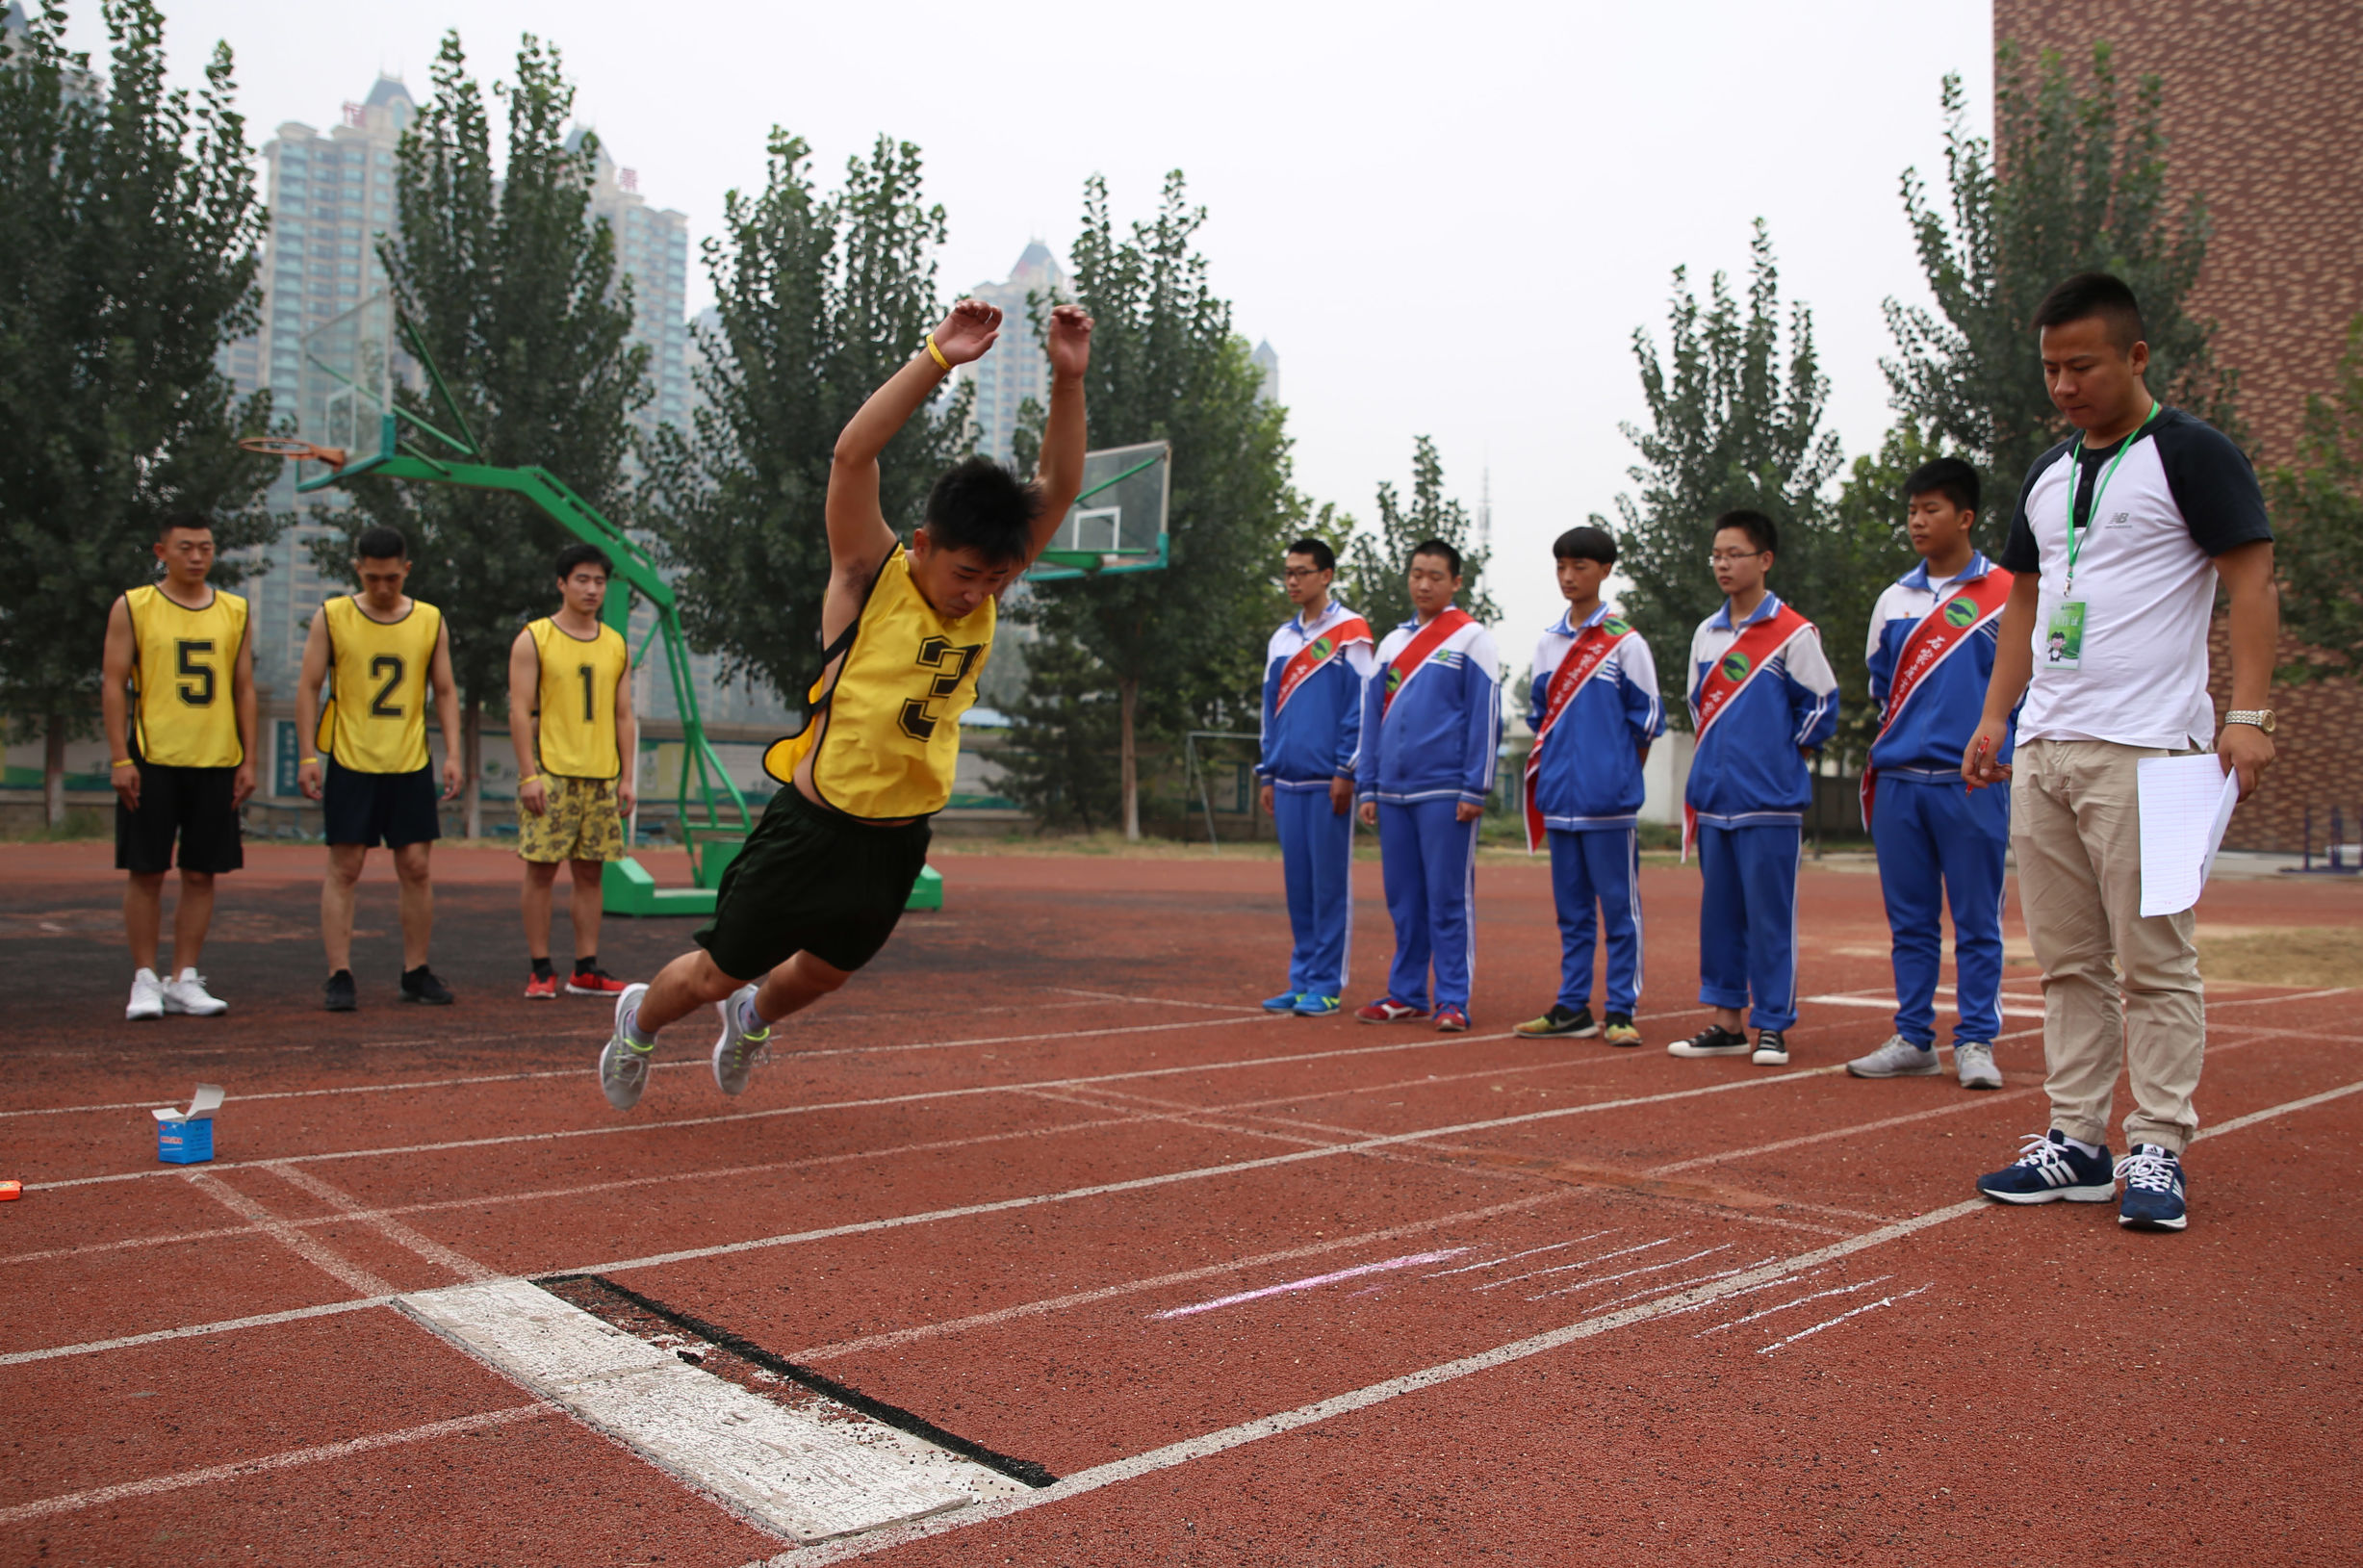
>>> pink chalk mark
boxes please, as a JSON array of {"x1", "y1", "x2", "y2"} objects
[{"x1": 1152, "y1": 1248, "x2": 1468, "y2": 1320}]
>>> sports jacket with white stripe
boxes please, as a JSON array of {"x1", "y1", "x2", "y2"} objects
[
  {"x1": 1527, "y1": 604, "x2": 1664, "y2": 830},
  {"x1": 1354, "y1": 613, "x2": 1503, "y2": 809},
  {"x1": 1255, "y1": 600, "x2": 1375, "y2": 786},
  {"x1": 1683, "y1": 593, "x2": 1839, "y2": 824}
]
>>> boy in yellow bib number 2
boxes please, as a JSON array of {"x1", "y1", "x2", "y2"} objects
[{"x1": 597, "y1": 298, "x2": 1095, "y2": 1111}]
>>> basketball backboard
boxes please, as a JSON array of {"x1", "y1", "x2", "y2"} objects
[
  {"x1": 1025, "y1": 440, "x2": 1171, "y2": 580},
  {"x1": 291, "y1": 293, "x2": 399, "y2": 489}
]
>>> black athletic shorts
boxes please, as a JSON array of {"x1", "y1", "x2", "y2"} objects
[
  {"x1": 322, "y1": 758, "x2": 442, "y2": 848},
  {"x1": 695, "y1": 786, "x2": 931, "y2": 980},
  {"x1": 116, "y1": 762, "x2": 244, "y2": 876}
]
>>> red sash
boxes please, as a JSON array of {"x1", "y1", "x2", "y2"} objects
[
  {"x1": 1860, "y1": 568, "x2": 2013, "y2": 827},
  {"x1": 1379, "y1": 606, "x2": 1475, "y2": 716},
  {"x1": 1682, "y1": 603, "x2": 1813, "y2": 860},
  {"x1": 1522, "y1": 617, "x2": 1638, "y2": 852},
  {"x1": 1273, "y1": 612, "x2": 1374, "y2": 716}
]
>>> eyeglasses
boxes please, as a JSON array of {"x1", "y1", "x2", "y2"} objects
[
  {"x1": 1281, "y1": 567, "x2": 1329, "y2": 580},
  {"x1": 1708, "y1": 550, "x2": 1766, "y2": 565}
]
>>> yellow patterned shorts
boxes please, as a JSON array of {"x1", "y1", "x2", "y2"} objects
[{"x1": 517, "y1": 774, "x2": 625, "y2": 863}]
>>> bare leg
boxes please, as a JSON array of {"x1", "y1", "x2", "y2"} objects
[
  {"x1": 393, "y1": 841, "x2": 434, "y2": 969},
  {"x1": 125, "y1": 872, "x2": 166, "y2": 972},
  {"x1": 1714, "y1": 1006, "x2": 1747, "y2": 1034},
  {"x1": 634, "y1": 948, "x2": 745, "y2": 1034},
  {"x1": 753, "y1": 950, "x2": 851, "y2": 1023},
  {"x1": 567, "y1": 859, "x2": 604, "y2": 965},
  {"x1": 521, "y1": 860, "x2": 559, "y2": 960},
  {"x1": 172, "y1": 871, "x2": 216, "y2": 972},
  {"x1": 322, "y1": 844, "x2": 368, "y2": 972}
]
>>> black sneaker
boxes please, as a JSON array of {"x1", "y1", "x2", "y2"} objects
[
  {"x1": 323, "y1": 969, "x2": 357, "y2": 1013},
  {"x1": 1751, "y1": 1029, "x2": 1790, "y2": 1066},
  {"x1": 1668, "y1": 1024, "x2": 1750, "y2": 1059},
  {"x1": 1513, "y1": 1004, "x2": 1598, "y2": 1039},
  {"x1": 400, "y1": 965, "x2": 455, "y2": 1005}
]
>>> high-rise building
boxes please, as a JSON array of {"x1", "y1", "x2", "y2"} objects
[
  {"x1": 567, "y1": 129, "x2": 692, "y2": 442},
  {"x1": 1251, "y1": 340, "x2": 1280, "y2": 405},
  {"x1": 962, "y1": 242, "x2": 1066, "y2": 463}
]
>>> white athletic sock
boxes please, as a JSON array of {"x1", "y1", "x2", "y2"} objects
[
  {"x1": 135, "y1": 967, "x2": 158, "y2": 983},
  {"x1": 176, "y1": 966, "x2": 200, "y2": 983},
  {"x1": 2064, "y1": 1134, "x2": 2104, "y2": 1160}
]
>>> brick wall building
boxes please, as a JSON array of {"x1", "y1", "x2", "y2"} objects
[{"x1": 1996, "y1": 0, "x2": 2363, "y2": 852}]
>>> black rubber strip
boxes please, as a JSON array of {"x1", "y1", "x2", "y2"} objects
[{"x1": 554, "y1": 1272, "x2": 1060, "y2": 1489}]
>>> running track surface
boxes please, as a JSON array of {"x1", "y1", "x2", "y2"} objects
[{"x1": 3, "y1": 841, "x2": 2357, "y2": 1564}]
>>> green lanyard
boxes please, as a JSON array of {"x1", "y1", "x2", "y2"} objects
[{"x1": 2065, "y1": 400, "x2": 2160, "y2": 590}]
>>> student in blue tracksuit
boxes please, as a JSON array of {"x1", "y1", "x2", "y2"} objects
[
  {"x1": 1668, "y1": 510, "x2": 1839, "y2": 1068},
  {"x1": 1256, "y1": 536, "x2": 1376, "y2": 1017},
  {"x1": 1515, "y1": 527, "x2": 1664, "y2": 1047},
  {"x1": 1848, "y1": 459, "x2": 2015, "y2": 1092},
  {"x1": 1353, "y1": 539, "x2": 1502, "y2": 1033}
]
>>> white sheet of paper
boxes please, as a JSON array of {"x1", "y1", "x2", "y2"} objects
[
  {"x1": 2137, "y1": 755, "x2": 2241, "y2": 917},
  {"x1": 152, "y1": 1083, "x2": 226, "y2": 1123}
]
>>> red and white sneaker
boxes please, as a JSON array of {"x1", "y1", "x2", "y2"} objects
[
  {"x1": 524, "y1": 973, "x2": 559, "y2": 1000},
  {"x1": 1435, "y1": 1006, "x2": 1471, "y2": 1033},
  {"x1": 567, "y1": 966, "x2": 630, "y2": 997},
  {"x1": 1355, "y1": 997, "x2": 1429, "y2": 1024}
]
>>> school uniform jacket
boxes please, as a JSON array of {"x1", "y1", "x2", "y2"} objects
[
  {"x1": 1864, "y1": 552, "x2": 2015, "y2": 778},
  {"x1": 1256, "y1": 600, "x2": 1375, "y2": 786},
  {"x1": 1527, "y1": 605, "x2": 1665, "y2": 831},
  {"x1": 1683, "y1": 593, "x2": 1839, "y2": 825},
  {"x1": 1354, "y1": 613, "x2": 1503, "y2": 809}
]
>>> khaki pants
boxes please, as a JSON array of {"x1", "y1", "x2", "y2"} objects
[{"x1": 2010, "y1": 738, "x2": 2206, "y2": 1153}]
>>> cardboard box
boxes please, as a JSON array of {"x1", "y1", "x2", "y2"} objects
[{"x1": 156, "y1": 1118, "x2": 215, "y2": 1164}]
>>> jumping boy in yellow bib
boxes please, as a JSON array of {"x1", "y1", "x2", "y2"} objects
[{"x1": 598, "y1": 298, "x2": 1095, "y2": 1109}]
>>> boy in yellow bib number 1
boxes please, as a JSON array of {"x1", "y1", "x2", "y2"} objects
[{"x1": 598, "y1": 298, "x2": 1095, "y2": 1110}]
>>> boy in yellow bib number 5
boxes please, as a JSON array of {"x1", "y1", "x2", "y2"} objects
[{"x1": 597, "y1": 298, "x2": 1094, "y2": 1111}]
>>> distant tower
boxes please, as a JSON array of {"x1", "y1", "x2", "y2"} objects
[
  {"x1": 964, "y1": 241, "x2": 1066, "y2": 463},
  {"x1": 1477, "y1": 466, "x2": 1493, "y2": 588},
  {"x1": 1251, "y1": 340, "x2": 1280, "y2": 404}
]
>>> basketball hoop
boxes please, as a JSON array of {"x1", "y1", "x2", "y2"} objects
[{"x1": 240, "y1": 435, "x2": 348, "y2": 469}]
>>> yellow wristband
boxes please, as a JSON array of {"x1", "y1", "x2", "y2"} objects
[
  {"x1": 299, "y1": 757, "x2": 320, "y2": 766},
  {"x1": 518, "y1": 774, "x2": 541, "y2": 786},
  {"x1": 112, "y1": 758, "x2": 134, "y2": 769},
  {"x1": 924, "y1": 334, "x2": 951, "y2": 372}
]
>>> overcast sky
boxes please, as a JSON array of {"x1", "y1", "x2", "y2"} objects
[{"x1": 93, "y1": 0, "x2": 1993, "y2": 642}]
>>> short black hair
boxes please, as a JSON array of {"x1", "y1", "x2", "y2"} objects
[
  {"x1": 1286, "y1": 536, "x2": 1337, "y2": 573},
  {"x1": 1902, "y1": 458, "x2": 1980, "y2": 518},
  {"x1": 2033, "y1": 271, "x2": 2146, "y2": 352},
  {"x1": 1409, "y1": 538, "x2": 1462, "y2": 578},
  {"x1": 355, "y1": 525, "x2": 408, "y2": 561},
  {"x1": 554, "y1": 542, "x2": 612, "y2": 580},
  {"x1": 1553, "y1": 526, "x2": 1617, "y2": 566},
  {"x1": 921, "y1": 455, "x2": 1042, "y2": 567},
  {"x1": 157, "y1": 509, "x2": 212, "y2": 540},
  {"x1": 1712, "y1": 509, "x2": 1777, "y2": 556}
]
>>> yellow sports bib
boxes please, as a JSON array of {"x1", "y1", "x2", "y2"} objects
[
  {"x1": 317, "y1": 597, "x2": 443, "y2": 774},
  {"x1": 763, "y1": 546, "x2": 994, "y2": 820},
  {"x1": 126, "y1": 584, "x2": 247, "y2": 768},
  {"x1": 528, "y1": 617, "x2": 629, "y2": 781}
]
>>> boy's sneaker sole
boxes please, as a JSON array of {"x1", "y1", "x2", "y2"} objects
[{"x1": 1980, "y1": 1181, "x2": 2116, "y2": 1204}]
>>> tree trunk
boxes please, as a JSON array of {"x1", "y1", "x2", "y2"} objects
[
  {"x1": 1118, "y1": 677, "x2": 1140, "y2": 842},
  {"x1": 43, "y1": 715, "x2": 67, "y2": 831},
  {"x1": 463, "y1": 703, "x2": 483, "y2": 840}
]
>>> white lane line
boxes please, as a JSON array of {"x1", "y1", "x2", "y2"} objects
[
  {"x1": 1695, "y1": 1274, "x2": 1888, "y2": 1337},
  {"x1": 1756, "y1": 1282, "x2": 1933, "y2": 1354},
  {"x1": 1472, "y1": 1236, "x2": 1679, "y2": 1292},
  {"x1": 1047, "y1": 989, "x2": 1271, "y2": 1014},
  {"x1": 1646, "y1": 1091, "x2": 2038, "y2": 1174},
  {"x1": 187, "y1": 1173, "x2": 397, "y2": 1298},
  {"x1": 0, "y1": 1296, "x2": 393, "y2": 1368},
  {"x1": 771, "y1": 1198, "x2": 1999, "y2": 1567},
  {"x1": 2204, "y1": 986, "x2": 2349, "y2": 1009},
  {"x1": 1528, "y1": 1245, "x2": 1734, "y2": 1301},
  {"x1": 268, "y1": 1163, "x2": 498, "y2": 1283},
  {"x1": 1149, "y1": 1250, "x2": 1468, "y2": 1321},
  {"x1": 1423, "y1": 1230, "x2": 1619, "y2": 1278},
  {"x1": 0, "y1": 1404, "x2": 549, "y2": 1525},
  {"x1": 794, "y1": 1191, "x2": 1580, "y2": 1363},
  {"x1": 2196, "y1": 1078, "x2": 2363, "y2": 1140},
  {"x1": 1806, "y1": 994, "x2": 2048, "y2": 1019},
  {"x1": 398, "y1": 1279, "x2": 973, "y2": 1542},
  {"x1": 1583, "y1": 1258, "x2": 1772, "y2": 1313}
]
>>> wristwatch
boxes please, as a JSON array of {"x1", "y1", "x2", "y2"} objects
[{"x1": 2224, "y1": 708, "x2": 2276, "y2": 733}]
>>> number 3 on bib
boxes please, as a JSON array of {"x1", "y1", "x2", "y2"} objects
[{"x1": 898, "y1": 635, "x2": 982, "y2": 741}]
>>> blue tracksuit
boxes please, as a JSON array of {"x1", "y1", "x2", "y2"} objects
[
  {"x1": 1686, "y1": 594, "x2": 1839, "y2": 1031},
  {"x1": 1257, "y1": 600, "x2": 1375, "y2": 998},
  {"x1": 1356, "y1": 612, "x2": 1502, "y2": 1012},
  {"x1": 1865, "y1": 553, "x2": 2014, "y2": 1047},
  {"x1": 1528, "y1": 605, "x2": 1664, "y2": 1015}
]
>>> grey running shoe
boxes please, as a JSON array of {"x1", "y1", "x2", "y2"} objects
[
  {"x1": 1955, "y1": 1041, "x2": 2003, "y2": 1091},
  {"x1": 1847, "y1": 1034, "x2": 1941, "y2": 1078},
  {"x1": 600, "y1": 982, "x2": 655, "y2": 1112},
  {"x1": 711, "y1": 984, "x2": 772, "y2": 1096}
]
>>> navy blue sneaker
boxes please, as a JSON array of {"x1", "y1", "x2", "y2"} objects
[
  {"x1": 2115, "y1": 1144, "x2": 2188, "y2": 1230},
  {"x1": 1975, "y1": 1129, "x2": 2116, "y2": 1204},
  {"x1": 1262, "y1": 990, "x2": 1301, "y2": 1012}
]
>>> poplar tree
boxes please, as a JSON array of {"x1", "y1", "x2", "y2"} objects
[{"x1": 0, "y1": 0, "x2": 282, "y2": 826}]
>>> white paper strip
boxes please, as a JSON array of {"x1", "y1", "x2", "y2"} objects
[{"x1": 2137, "y1": 754, "x2": 2241, "y2": 917}]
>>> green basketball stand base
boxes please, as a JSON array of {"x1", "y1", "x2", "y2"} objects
[
  {"x1": 603, "y1": 857, "x2": 944, "y2": 915},
  {"x1": 906, "y1": 863, "x2": 944, "y2": 912}
]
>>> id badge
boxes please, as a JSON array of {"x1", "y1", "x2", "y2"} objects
[{"x1": 2043, "y1": 601, "x2": 2087, "y2": 670}]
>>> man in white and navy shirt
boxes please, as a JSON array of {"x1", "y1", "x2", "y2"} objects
[
  {"x1": 1965, "y1": 271, "x2": 2279, "y2": 1232},
  {"x1": 1256, "y1": 538, "x2": 1376, "y2": 1016}
]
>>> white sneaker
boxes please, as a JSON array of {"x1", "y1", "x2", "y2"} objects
[
  {"x1": 1955, "y1": 1041, "x2": 2003, "y2": 1091},
  {"x1": 1846, "y1": 1034, "x2": 1941, "y2": 1078},
  {"x1": 161, "y1": 968, "x2": 228, "y2": 1016},
  {"x1": 126, "y1": 968, "x2": 165, "y2": 1021}
]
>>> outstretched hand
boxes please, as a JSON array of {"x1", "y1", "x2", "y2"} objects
[
  {"x1": 931, "y1": 298, "x2": 1002, "y2": 367},
  {"x1": 1045, "y1": 303, "x2": 1094, "y2": 379}
]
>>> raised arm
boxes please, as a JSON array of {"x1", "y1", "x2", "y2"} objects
[
  {"x1": 1025, "y1": 304, "x2": 1096, "y2": 561},
  {"x1": 826, "y1": 298, "x2": 1005, "y2": 586}
]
